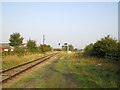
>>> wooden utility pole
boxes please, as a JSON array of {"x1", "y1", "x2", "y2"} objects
[{"x1": 43, "y1": 34, "x2": 45, "y2": 45}]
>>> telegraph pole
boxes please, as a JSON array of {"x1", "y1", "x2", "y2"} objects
[{"x1": 43, "y1": 34, "x2": 45, "y2": 45}]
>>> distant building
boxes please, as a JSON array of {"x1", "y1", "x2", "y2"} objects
[
  {"x1": 0, "y1": 43, "x2": 27, "y2": 52},
  {"x1": 0, "y1": 43, "x2": 14, "y2": 52},
  {"x1": 0, "y1": 43, "x2": 26, "y2": 52}
]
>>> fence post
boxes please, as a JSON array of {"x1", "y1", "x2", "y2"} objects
[{"x1": 105, "y1": 53, "x2": 119, "y2": 61}]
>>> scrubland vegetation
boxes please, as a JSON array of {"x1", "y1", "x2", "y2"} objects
[
  {"x1": 1, "y1": 33, "x2": 119, "y2": 88},
  {"x1": 83, "y1": 35, "x2": 120, "y2": 58},
  {"x1": 1, "y1": 33, "x2": 53, "y2": 71},
  {"x1": 2, "y1": 51, "x2": 55, "y2": 71},
  {"x1": 4, "y1": 52, "x2": 119, "y2": 88},
  {"x1": 2, "y1": 54, "x2": 43, "y2": 71},
  {"x1": 2, "y1": 33, "x2": 52, "y2": 57}
]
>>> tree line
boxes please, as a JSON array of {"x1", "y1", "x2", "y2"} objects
[
  {"x1": 83, "y1": 35, "x2": 120, "y2": 58},
  {"x1": 3, "y1": 33, "x2": 52, "y2": 56}
]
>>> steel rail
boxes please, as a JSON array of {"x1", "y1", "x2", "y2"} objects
[
  {"x1": 0, "y1": 53, "x2": 57, "y2": 83},
  {"x1": 0, "y1": 53, "x2": 56, "y2": 74}
]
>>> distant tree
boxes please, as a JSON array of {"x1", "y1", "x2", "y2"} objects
[
  {"x1": 93, "y1": 35, "x2": 118, "y2": 57},
  {"x1": 9, "y1": 33, "x2": 23, "y2": 47},
  {"x1": 39, "y1": 44, "x2": 52, "y2": 53},
  {"x1": 84, "y1": 35, "x2": 119, "y2": 57},
  {"x1": 26, "y1": 39, "x2": 38, "y2": 53},
  {"x1": 84, "y1": 43, "x2": 94, "y2": 56},
  {"x1": 14, "y1": 47, "x2": 25, "y2": 56}
]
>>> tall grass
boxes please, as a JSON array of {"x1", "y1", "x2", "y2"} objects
[
  {"x1": 69, "y1": 53, "x2": 119, "y2": 88},
  {"x1": 2, "y1": 52, "x2": 119, "y2": 88},
  {"x1": 55, "y1": 52, "x2": 119, "y2": 87},
  {"x1": 2, "y1": 53, "x2": 44, "y2": 71}
]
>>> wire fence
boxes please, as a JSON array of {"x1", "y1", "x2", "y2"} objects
[{"x1": 105, "y1": 53, "x2": 119, "y2": 61}]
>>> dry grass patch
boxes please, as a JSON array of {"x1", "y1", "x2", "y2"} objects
[{"x1": 2, "y1": 54, "x2": 44, "y2": 70}]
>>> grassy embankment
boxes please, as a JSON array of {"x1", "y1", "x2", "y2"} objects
[
  {"x1": 3, "y1": 52, "x2": 119, "y2": 88},
  {"x1": 1, "y1": 52, "x2": 53, "y2": 71},
  {"x1": 55, "y1": 52, "x2": 119, "y2": 88},
  {"x1": 67, "y1": 53, "x2": 119, "y2": 87}
]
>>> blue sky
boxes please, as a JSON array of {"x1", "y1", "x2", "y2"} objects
[{"x1": 1, "y1": 2, "x2": 118, "y2": 49}]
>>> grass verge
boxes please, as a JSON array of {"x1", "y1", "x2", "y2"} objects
[
  {"x1": 2, "y1": 53, "x2": 44, "y2": 71},
  {"x1": 2, "y1": 52, "x2": 119, "y2": 88}
]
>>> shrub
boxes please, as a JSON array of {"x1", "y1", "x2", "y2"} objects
[
  {"x1": 93, "y1": 35, "x2": 118, "y2": 57},
  {"x1": 84, "y1": 43, "x2": 94, "y2": 56},
  {"x1": 84, "y1": 35, "x2": 119, "y2": 58},
  {"x1": 14, "y1": 47, "x2": 25, "y2": 56},
  {"x1": 39, "y1": 44, "x2": 52, "y2": 54},
  {"x1": 9, "y1": 33, "x2": 23, "y2": 47},
  {"x1": 26, "y1": 39, "x2": 39, "y2": 53}
]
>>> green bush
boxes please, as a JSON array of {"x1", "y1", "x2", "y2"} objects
[
  {"x1": 84, "y1": 43, "x2": 94, "y2": 56},
  {"x1": 2, "y1": 51, "x2": 9, "y2": 56},
  {"x1": 26, "y1": 39, "x2": 39, "y2": 53},
  {"x1": 93, "y1": 35, "x2": 118, "y2": 57},
  {"x1": 9, "y1": 33, "x2": 23, "y2": 47},
  {"x1": 39, "y1": 44, "x2": 52, "y2": 54},
  {"x1": 14, "y1": 47, "x2": 25, "y2": 56},
  {"x1": 84, "y1": 35, "x2": 119, "y2": 58}
]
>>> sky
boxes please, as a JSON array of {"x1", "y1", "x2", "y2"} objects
[{"x1": 1, "y1": 2, "x2": 118, "y2": 49}]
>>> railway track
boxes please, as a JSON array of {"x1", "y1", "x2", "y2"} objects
[{"x1": 0, "y1": 53, "x2": 57, "y2": 83}]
